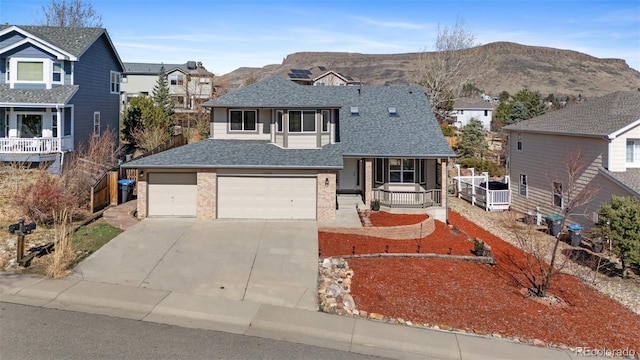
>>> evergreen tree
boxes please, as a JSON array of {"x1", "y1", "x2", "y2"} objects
[
  {"x1": 593, "y1": 196, "x2": 640, "y2": 278},
  {"x1": 152, "y1": 65, "x2": 174, "y2": 134},
  {"x1": 505, "y1": 101, "x2": 528, "y2": 125},
  {"x1": 121, "y1": 96, "x2": 166, "y2": 149},
  {"x1": 456, "y1": 118, "x2": 488, "y2": 159}
]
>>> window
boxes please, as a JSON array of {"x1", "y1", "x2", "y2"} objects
[
  {"x1": 484, "y1": 110, "x2": 488, "y2": 116},
  {"x1": 275, "y1": 110, "x2": 283, "y2": 132},
  {"x1": 93, "y1": 112, "x2": 100, "y2": 136},
  {"x1": 519, "y1": 174, "x2": 528, "y2": 197},
  {"x1": 17, "y1": 114, "x2": 43, "y2": 138},
  {"x1": 52, "y1": 114, "x2": 58, "y2": 138},
  {"x1": 229, "y1": 110, "x2": 256, "y2": 131},
  {"x1": 171, "y1": 95, "x2": 185, "y2": 108},
  {"x1": 553, "y1": 182, "x2": 563, "y2": 208},
  {"x1": 418, "y1": 159, "x2": 426, "y2": 184},
  {"x1": 627, "y1": 139, "x2": 640, "y2": 165},
  {"x1": 4, "y1": 114, "x2": 9, "y2": 137},
  {"x1": 52, "y1": 62, "x2": 62, "y2": 83},
  {"x1": 17, "y1": 61, "x2": 44, "y2": 81},
  {"x1": 288, "y1": 110, "x2": 316, "y2": 133},
  {"x1": 389, "y1": 158, "x2": 415, "y2": 183},
  {"x1": 170, "y1": 74, "x2": 184, "y2": 86},
  {"x1": 321, "y1": 110, "x2": 330, "y2": 132},
  {"x1": 517, "y1": 132, "x2": 523, "y2": 151},
  {"x1": 110, "y1": 71, "x2": 120, "y2": 94}
]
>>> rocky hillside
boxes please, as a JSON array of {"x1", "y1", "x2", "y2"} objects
[{"x1": 220, "y1": 42, "x2": 640, "y2": 98}]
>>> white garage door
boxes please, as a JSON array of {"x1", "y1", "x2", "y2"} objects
[
  {"x1": 148, "y1": 173, "x2": 197, "y2": 217},
  {"x1": 218, "y1": 176, "x2": 316, "y2": 219}
]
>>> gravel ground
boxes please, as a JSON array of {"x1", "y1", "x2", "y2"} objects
[{"x1": 447, "y1": 196, "x2": 640, "y2": 315}]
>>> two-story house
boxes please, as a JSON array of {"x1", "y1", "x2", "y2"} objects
[
  {"x1": 121, "y1": 61, "x2": 215, "y2": 113},
  {"x1": 451, "y1": 98, "x2": 493, "y2": 131},
  {"x1": 0, "y1": 25, "x2": 123, "y2": 167},
  {"x1": 504, "y1": 91, "x2": 640, "y2": 228},
  {"x1": 288, "y1": 67, "x2": 360, "y2": 86},
  {"x1": 123, "y1": 76, "x2": 455, "y2": 222}
]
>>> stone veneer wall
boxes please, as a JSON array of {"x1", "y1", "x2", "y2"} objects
[
  {"x1": 317, "y1": 172, "x2": 337, "y2": 221},
  {"x1": 319, "y1": 216, "x2": 435, "y2": 240},
  {"x1": 197, "y1": 170, "x2": 217, "y2": 220},
  {"x1": 136, "y1": 179, "x2": 147, "y2": 218}
]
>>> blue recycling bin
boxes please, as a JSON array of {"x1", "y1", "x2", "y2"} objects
[
  {"x1": 567, "y1": 224, "x2": 583, "y2": 246},
  {"x1": 544, "y1": 215, "x2": 563, "y2": 236},
  {"x1": 118, "y1": 179, "x2": 136, "y2": 203}
]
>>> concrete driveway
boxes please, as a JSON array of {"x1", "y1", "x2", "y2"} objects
[{"x1": 72, "y1": 219, "x2": 319, "y2": 310}]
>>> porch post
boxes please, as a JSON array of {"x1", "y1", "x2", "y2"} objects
[
  {"x1": 364, "y1": 158, "x2": 373, "y2": 207},
  {"x1": 440, "y1": 159, "x2": 447, "y2": 208}
]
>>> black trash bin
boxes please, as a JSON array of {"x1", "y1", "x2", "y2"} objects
[
  {"x1": 567, "y1": 224, "x2": 583, "y2": 246},
  {"x1": 544, "y1": 215, "x2": 563, "y2": 236},
  {"x1": 118, "y1": 179, "x2": 136, "y2": 203}
]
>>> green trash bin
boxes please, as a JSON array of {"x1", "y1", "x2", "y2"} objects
[
  {"x1": 567, "y1": 224, "x2": 583, "y2": 246},
  {"x1": 544, "y1": 215, "x2": 563, "y2": 236}
]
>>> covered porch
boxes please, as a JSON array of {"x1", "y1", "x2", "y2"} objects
[
  {"x1": 1, "y1": 106, "x2": 74, "y2": 160},
  {"x1": 337, "y1": 157, "x2": 449, "y2": 222}
]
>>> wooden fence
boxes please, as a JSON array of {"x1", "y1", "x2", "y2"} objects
[{"x1": 89, "y1": 133, "x2": 188, "y2": 213}]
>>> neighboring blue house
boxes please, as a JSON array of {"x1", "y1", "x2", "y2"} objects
[
  {"x1": 0, "y1": 25, "x2": 124, "y2": 168},
  {"x1": 123, "y1": 76, "x2": 455, "y2": 222}
]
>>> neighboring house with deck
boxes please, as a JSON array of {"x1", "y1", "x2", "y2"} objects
[
  {"x1": 0, "y1": 25, "x2": 123, "y2": 169},
  {"x1": 120, "y1": 61, "x2": 215, "y2": 113},
  {"x1": 451, "y1": 98, "x2": 493, "y2": 131},
  {"x1": 123, "y1": 75, "x2": 455, "y2": 222},
  {"x1": 504, "y1": 90, "x2": 640, "y2": 229}
]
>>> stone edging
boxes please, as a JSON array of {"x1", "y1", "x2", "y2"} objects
[
  {"x1": 319, "y1": 216, "x2": 435, "y2": 240},
  {"x1": 340, "y1": 252, "x2": 496, "y2": 265}
]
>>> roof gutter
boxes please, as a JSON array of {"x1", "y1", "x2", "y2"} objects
[{"x1": 121, "y1": 164, "x2": 343, "y2": 170}]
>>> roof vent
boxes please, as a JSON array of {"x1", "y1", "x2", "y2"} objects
[
  {"x1": 350, "y1": 107, "x2": 359, "y2": 116},
  {"x1": 388, "y1": 107, "x2": 398, "y2": 116}
]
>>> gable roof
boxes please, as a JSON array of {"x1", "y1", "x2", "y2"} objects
[
  {"x1": 123, "y1": 62, "x2": 213, "y2": 77},
  {"x1": 0, "y1": 84, "x2": 79, "y2": 106},
  {"x1": 504, "y1": 91, "x2": 640, "y2": 138},
  {"x1": 0, "y1": 25, "x2": 124, "y2": 71},
  {"x1": 203, "y1": 76, "x2": 454, "y2": 158},
  {"x1": 453, "y1": 98, "x2": 493, "y2": 110}
]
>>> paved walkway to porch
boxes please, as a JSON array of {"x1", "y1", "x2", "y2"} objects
[{"x1": 318, "y1": 194, "x2": 364, "y2": 228}]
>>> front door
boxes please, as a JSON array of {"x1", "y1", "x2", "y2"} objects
[{"x1": 338, "y1": 158, "x2": 359, "y2": 193}]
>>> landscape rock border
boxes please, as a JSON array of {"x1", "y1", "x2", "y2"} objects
[{"x1": 319, "y1": 215, "x2": 435, "y2": 240}]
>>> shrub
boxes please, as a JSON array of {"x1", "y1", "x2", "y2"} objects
[
  {"x1": 440, "y1": 123, "x2": 457, "y2": 137},
  {"x1": 459, "y1": 158, "x2": 505, "y2": 178},
  {"x1": 13, "y1": 171, "x2": 75, "y2": 224}
]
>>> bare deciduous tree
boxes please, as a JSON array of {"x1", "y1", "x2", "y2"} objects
[
  {"x1": 505, "y1": 149, "x2": 599, "y2": 297},
  {"x1": 131, "y1": 124, "x2": 170, "y2": 152},
  {"x1": 39, "y1": 0, "x2": 102, "y2": 27},
  {"x1": 418, "y1": 17, "x2": 485, "y2": 122}
]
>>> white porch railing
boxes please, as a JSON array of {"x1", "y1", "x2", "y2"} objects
[
  {"x1": 372, "y1": 188, "x2": 442, "y2": 208},
  {"x1": 0, "y1": 137, "x2": 62, "y2": 154},
  {"x1": 453, "y1": 173, "x2": 510, "y2": 211}
]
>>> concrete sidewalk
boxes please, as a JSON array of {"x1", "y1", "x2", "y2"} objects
[{"x1": 1, "y1": 274, "x2": 589, "y2": 360}]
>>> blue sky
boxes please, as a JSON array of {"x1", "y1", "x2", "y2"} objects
[{"x1": 1, "y1": 0, "x2": 639, "y2": 74}]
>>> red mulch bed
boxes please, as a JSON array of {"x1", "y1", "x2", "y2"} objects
[
  {"x1": 319, "y1": 211, "x2": 640, "y2": 353},
  {"x1": 367, "y1": 211, "x2": 427, "y2": 227}
]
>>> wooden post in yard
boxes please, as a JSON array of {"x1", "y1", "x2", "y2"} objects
[{"x1": 110, "y1": 171, "x2": 119, "y2": 205}]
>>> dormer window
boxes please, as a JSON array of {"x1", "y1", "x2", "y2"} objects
[{"x1": 350, "y1": 107, "x2": 359, "y2": 116}]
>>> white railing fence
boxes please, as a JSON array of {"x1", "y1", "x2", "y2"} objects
[
  {"x1": 0, "y1": 137, "x2": 63, "y2": 154},
  {"x1": 372, "y1": 188, "x2": 442, "y2": 208}
]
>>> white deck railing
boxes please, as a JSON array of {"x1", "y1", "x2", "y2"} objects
[
  {"x1": 453, "y1": 174, "x2": 511, "y2": 211},
  {"x1": 0, "y1": 137, "x2": 61, "y2": 154},
  {"x1": 372, "y1": 188, "x2": 442, "y2": 208}
]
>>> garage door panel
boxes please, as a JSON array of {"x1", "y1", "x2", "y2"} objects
[
  {"x1": 148, "y1": 173, "x2": 197, "y2": 217},
  {"x1": 218, "y1": 176, "x2": 316, "y2": 219}
]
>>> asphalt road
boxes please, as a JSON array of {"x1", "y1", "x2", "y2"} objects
[{"x1": 0, "y1": 302, "x2": 385, "y2": 360}]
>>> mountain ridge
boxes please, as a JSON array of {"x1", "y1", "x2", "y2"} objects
[{"x1": 221, "y1": 42, "x2": 640, "y2": 98}]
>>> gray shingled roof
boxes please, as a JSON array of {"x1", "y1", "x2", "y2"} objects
[
  {"x1": 0, "y1": 84, "x2": 79, "y2": 105},
  {"x1": 129, "y1": 76, "x2": 454, "y2": 169},
  {"x1": 123, "y1": 62, "x2": 187, "y2": 74},
  {"x1": 453, "y1": 98, "x2": 493, "y2": 110},
  {"x1": 504, "y1": 91, "x2": 640, "y2": 137},
  {"x1": 1, "y1": 25, "x2": 104, "y2": 57},
  {"x1": 204, "y1": 76, "x2": 454, "y2": 158},
  {"x1": 124, "y1": 139, "x2": 343, "y2": 169},
  {"x1": 602, "y1": 168, "x2": 640, "y2": 196}
]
